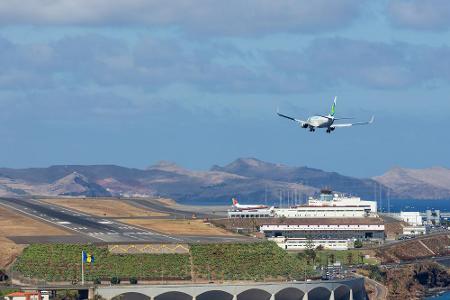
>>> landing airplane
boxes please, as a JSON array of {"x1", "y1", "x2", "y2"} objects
[
  {"x1": 232, "y1": 198, "x2": 268, "y2": 210},
  {"x1": 277, "y1": 97, "x2": 374, "y2": 133}
]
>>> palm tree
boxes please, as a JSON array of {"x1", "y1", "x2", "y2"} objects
[
  {"x1": 330, "y1": 253, "x2": 336, "y2": 265},
  {"x1": 346, "y1": 252, "x2": 353, "y2": 265}
]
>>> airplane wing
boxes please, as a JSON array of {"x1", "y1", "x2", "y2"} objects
[
  {"x1": 332, "y1": 116, "x2": 374, "y2": 128},
  {"x1": 277, "y1": 109, "x2": 307, "y2": 125}
]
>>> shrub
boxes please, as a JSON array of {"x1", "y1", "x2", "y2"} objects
[
  {"x1": 368, "y1": 265, "x2": 386, "y2": 283},
  {"x1": 110, "y1": 277, "x2": 120, "y2": 285},
  {"x1": 354, "y1": 240, "x2": 363, "y2": 248},
  {"x1": 129, "y1": 277, "x2": 138, "y2": 284}
]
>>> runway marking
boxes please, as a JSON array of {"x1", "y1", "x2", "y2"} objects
[
  {"x1": 0, "y1": 201, "x2": 110, "y2": 242},
  {"x1": 57, "y1": 221, "x2": 71, "y2": 225},
  {"x1": 1, "y1": 199, "x2": 186, "y2": 243}
]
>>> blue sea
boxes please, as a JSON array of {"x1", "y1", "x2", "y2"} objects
[
  {"x1": 427, "y1": 291, "x2": 450, "y2": 299},
  {"x1": 378, "y1": 199, "x2": 450, "y2": 213}
]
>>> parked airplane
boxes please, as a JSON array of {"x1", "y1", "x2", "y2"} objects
[
  {"x1": 232, "y1": 198, "x2": 268, "y2": 210},
  {"x1": 277, "y1": 96, "x2": 374, "y2": 133}
]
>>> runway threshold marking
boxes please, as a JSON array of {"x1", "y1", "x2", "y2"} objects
[
  {"x1": 0, "y1": 201, "x2": 110, "y2": 242},
  {"x1": 5, "y1": 199, "x2": 186, "y2": 243}
]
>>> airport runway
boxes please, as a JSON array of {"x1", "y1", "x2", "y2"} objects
[
  {"x1": 0, "y1": 197, "x2": 253, "y2": 244},
  {"x1": 124, "y1": 199, "x2": 214, "y2": 219},
  {"x1": 0, "y1": 197, "x2": 184, "y2": 243}
]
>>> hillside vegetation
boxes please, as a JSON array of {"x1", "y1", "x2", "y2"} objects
[
  {"x1": 15, "y1": 244, "x2": 190, "y2": 282},
  {"x1": 191, "y1": 242, "x2": 311, "y2": 281},
  {"x1": 14, "y1": 242, "x2": 311, "y2": 283}
]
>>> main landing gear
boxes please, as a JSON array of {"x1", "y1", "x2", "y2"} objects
[
  {"x1": 309, "y1": 127, "x2": 315, "y2": 132},
  {"x1": 326, "y1": 128, "x2": 335, "y2": 133}
]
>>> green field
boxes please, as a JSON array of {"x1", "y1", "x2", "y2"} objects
[
  {"x1": 15, "y1": 244, "x2": 190, "y2": 282},
  {"x1": 14, "y1": 242, "x2": 313, "y2": 282},
  {"x1": 191, "y1": 242, "x2": 312, "y2": 281}
]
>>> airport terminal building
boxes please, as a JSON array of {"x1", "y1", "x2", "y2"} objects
[
  {"x1": 260, "y1": 218, "x2": 384, "y2": 240},
  {"x1": 269, "y1": 237, "x2": 352, "y2": 251},
  {"x1": 227, "y1": 189, "x2": 378, "y2": 219}
]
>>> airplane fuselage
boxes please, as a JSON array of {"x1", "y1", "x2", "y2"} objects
[
  {"x1": 307, "y1": 116, "x2": 334, "y2": 128},
  {"x1": 234, "y1": 204, "x2": 268, "y2": 210}
]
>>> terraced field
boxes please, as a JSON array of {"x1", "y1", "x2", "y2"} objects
[
  {"x1": 14, "y1": 242, "x2": 312, "y2": 282},
  {"x1": 15, "y1": 244, "x2": 190, "y2": 282},
  {"x1": 191, "y1": 242, "x2": 311, "y2": 281}
]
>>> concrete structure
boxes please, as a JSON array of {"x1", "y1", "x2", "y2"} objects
[
  {"x1": 269, "y1": 237, "x2": 350, "y2": 250},
  {"x1": 108, "y1": 244, "x2": 190, "y2": 254},
  {"x1": 403, "y1": 226, "x2": 427, "y2": 236},
  {"x1": 425, "y1": 210, "x2": 441, "y2": 225},
  {"x1": 400, "y1": 212, "x2": 423, "y2": 226},
  {"x1": 271, "y1": 190, "x2": 377, "y2": 219},
  {"x1": 275, "y1": 206, "x2": 369, "y2": 218},
  {"x1": 260, "y1": 223, "x2": 385, "y2": 240},
  {"x1": 227, "y1": 190, "x2": 377, "y2": 219},
  {"x1": 308, "y1": 190, "x2": 377, "y2": 214},
  {"x1": 95, "y1": 278, "x2": 367, "y2": 300},
  {"x1": 228, "y1": 208, "x2": 273, "y2": 218}
]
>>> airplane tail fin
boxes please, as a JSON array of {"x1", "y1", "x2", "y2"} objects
[
  {"x1": 330, "y1": 96, "x2": 337, "y2": 116},
  {"x1": 232, "y1": 198, "x2": 238, "y2": 206}
]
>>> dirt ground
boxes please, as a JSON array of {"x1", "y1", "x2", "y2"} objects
[
  {"x1": 152, "y1": 198, "x2": 177, "y2": 206},
  {"x1": 0, "y1": 205, "x2": 70, "y2": 269},
  {"x1": 43, "y1": 199, "x2": 168, "y2": 218},
  {"x1": 0, "y1": 205, "x2": 69, "y2": 236},
  {"x1": 118, "y1": 219, "x2": 237, "y2": 236},
  {"x1": 0, "y1": 237, "x2": 25, "y2": 269}
]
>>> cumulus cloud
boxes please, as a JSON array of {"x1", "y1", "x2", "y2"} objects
[
  {"x1": 3, "y1": 34, "x2": 450, "y2": 93},
  {"x1": 266, "y1": 37, "x2": 450, "y2": 90},
  {"x1": 387, "y1": 0, "x2": 450, "y2": 30},
  {"x1": 0, "y1": 0, "x2": 364, "y2": 36},
  {"x1": 0, "y1": 34, "x2": 278, "y2": 93}
]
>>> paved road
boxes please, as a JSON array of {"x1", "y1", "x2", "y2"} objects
[
  {"x1": 364, "y1": 276, "x2": 388, "y2": 300},
  {"x1": 353, "y1": 273, "x2": 387, "y2": 300}
]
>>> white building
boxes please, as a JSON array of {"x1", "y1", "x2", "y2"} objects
[
  {"x1": 275, "y1": 206, "x2": 370, "y2": 218},
  {"x1": 403, "y1": 226, "x2": 427, "y2": 236},
  {"x1": 273, "y1": 190, "x2": 377, "y2": 218},
  {"x1": 260, "y1": 222, "x2": 385, "y2": 240},
  {"x1": 4, "y1": 292, "x2": 48, "y2": 300},
  {"x1": 228, "y1": 208, "x2": 273, "y2": 218},
  {"x1": 308, "y1": 190, "x2": 377, "y2": 214},
  {"x1": 227, "y1": 189, "x2": 378, "y2": 219},
  {"x1": 400, "y1": 211, "x2": 423, "y2": 226},
  {"x1": 269, "y1": 237, "x2": 350, "y2": 251}
]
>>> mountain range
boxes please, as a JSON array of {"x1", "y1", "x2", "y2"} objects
[{"x1": 0, "y1": 158, "x2": 449, "y2": 202}]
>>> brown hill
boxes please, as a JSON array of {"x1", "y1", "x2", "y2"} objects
[{"x1": 373, "y1": 167, "x2": 450, "y2": 199}]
